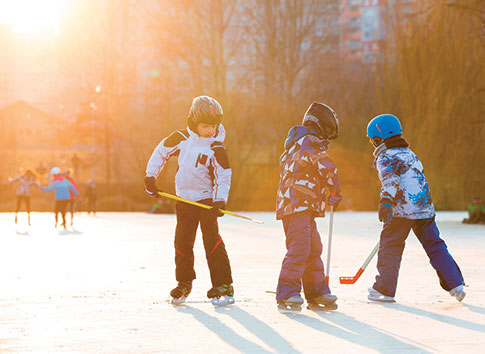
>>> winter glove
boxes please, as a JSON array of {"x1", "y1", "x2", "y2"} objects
[
  {"x1": 378, "y1": 199, "x2": 393, "y2": 223},
  {"x1": 327, "y1": 193, "x2": 342, "y2": 210},
  {"x1": 210, "y1": 201, "x2": 226, "y2": 218},
  {"x1": 144, "y1": 176, "x2": 161, "y2": 197}
]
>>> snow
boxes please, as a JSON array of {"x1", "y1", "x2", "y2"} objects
[{"x1": 0, "y1": 211, "x2": 484, "y2": 353}]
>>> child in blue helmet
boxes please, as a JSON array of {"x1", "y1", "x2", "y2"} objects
[
  {"x1": 275, "y1": 102, "x2": 342, "y2": 311},
  {"x1": 367, "y1": 114, "x2": 465, "y2": 302}
]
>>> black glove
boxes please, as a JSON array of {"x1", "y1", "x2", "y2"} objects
[
  {"x1": 144, "y1": 176, "x2": 161, "y2": 197},
  {"x1": 210, "y1": 201, "x2": 226, "y2": 218},
  {"x1": 327, "y1": 193, "x2": 342, "y2": 211},
  {"x1": 378, "y1": 199, "x2": 393, "y2": 223}
]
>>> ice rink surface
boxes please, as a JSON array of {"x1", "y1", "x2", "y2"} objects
[{"x1": 0, "y1": 211, "x2": 484, "y2": 353}]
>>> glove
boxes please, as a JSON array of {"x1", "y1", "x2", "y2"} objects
[
  {"x1": 378, "y1": 199, "x2": 393, "y2": 223},
  {"x1": 210, "y1": 201, "x2": 226, "y2": 218},
  {"x1": 144, "y1": 176, "x2": 161, "y2": 197},
  {"x1": 327, "y1": 193, "x2": 342, "y2": 210}
]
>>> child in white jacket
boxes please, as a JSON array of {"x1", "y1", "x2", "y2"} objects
[{"x1": 145, "y1": 96, "x2": 233, "y2": 305}]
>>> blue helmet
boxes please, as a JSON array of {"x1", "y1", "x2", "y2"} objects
[{"x1": 367, "y1": 114, "x2": 402, "y2": 144}]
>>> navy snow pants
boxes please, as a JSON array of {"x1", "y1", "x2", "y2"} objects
[
  {"x1": 373, "y1": 217, "x2": 463, "y2": 297},
  {"x1": 276, "y1": 212, "x2": 331, "y2": 301}
]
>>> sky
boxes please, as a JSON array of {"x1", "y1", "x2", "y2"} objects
[{"x1": 0, "y1": 0, "x2": 62, "y2": 34}]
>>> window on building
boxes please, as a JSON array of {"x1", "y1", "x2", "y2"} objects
[
  {"x1": 348, "y1": 0, "x2": 361, "y2": 5},
  {"x1": 347, "y1": 39, "x2": 361, "y2": 49},
  {"x1": 346, "y1": 26, "x2": 360, "y2": 35},
  {"x1": 347, "y1": 17, "x2": 361, "y2": 27}
]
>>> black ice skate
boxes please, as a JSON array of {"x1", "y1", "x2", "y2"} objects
[
  {"x1": 277, "y1": 295, "x2": 304, "y2": 313},
  {"x1": 307, "y1": 294, "x2": 338, "y2": 311},
  {"x1": 207, "y1": 284, "x2": 235, "y2": 307},
  {"x1": 170, "y1": 281, "x2": 192, "y2": 305}
]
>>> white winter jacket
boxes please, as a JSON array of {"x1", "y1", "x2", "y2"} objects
[{"x1": 146, "y1": 124, "x2": 231, "y2": 203}]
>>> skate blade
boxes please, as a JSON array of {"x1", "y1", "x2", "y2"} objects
[
  {"x1": 171, "y1": 296, "x2": 187, "y2": 305},
  {"x1": 277, "y1": 304, "x2": 302, "y2": 313},
  {"x1": 368, "y1": 295, "x2": 396, "y2": 303},
  {"x1": 211, "y1": 296, "x2": 235, "y2": 307},
  {"x1": 307, "y1": 303, "x2": 338, "y2": 311},
  {"x1": 454, "y1": 291, "x2": 466, "y2": 302}
]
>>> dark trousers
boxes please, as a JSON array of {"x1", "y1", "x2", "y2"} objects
[
  {"x1": 174, "y1": 200, "x2": 232, "y2": 287},
  {"x1": 276, "y1": 212, "x2": 330, "y2": 301},
  {"x1": 16, "y1": 196, "x2": 31, "y2": 213},
  {"x1": 54, "y1": 200, "x2": 69, "y2": 227},
  {"x1": 373, "y1": 217, "x2": 464, "y2": 297}
]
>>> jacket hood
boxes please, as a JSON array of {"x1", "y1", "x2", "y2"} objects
[{"x1": 284, "y1": 125, "x2": 326, "y2": 150}]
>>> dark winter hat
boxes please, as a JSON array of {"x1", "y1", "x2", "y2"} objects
[
  {"x1": 188, "y1": 95, "x2": 223, "y2": 131},
  {"x1": 302, "y1": 102, "x2": 339, "y2": 140}
]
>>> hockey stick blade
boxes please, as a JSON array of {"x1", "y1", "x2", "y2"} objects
[{"x1": 339, "y1": 268, "x2": 364, "y2": 284}]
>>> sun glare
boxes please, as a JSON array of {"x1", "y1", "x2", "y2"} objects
[{"x1": 0, "y1": 0, "x2": 62, "y2": 34}]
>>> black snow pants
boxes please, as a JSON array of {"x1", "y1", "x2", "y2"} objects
[{"x1": 174, "y1": 199, "x2": 232, "y2": 287}]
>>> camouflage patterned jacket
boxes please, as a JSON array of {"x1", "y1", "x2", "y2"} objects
[
  {"x1": 374, "y1": 140, "x2": 435, "y2": 219},
  {"x1": 276, "y1": 126, "x2": 342, "y2": 220}
]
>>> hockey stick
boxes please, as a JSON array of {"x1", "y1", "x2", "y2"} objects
[
  {"x1": 157, "y1": 191, "x2": 264, "y2": 224},
  {"x1": 339, "y1": 241, "x2": 380, "y2": 284},
  {"x1": 325, "y1": 207, "x2": 334, "y2": 284}
]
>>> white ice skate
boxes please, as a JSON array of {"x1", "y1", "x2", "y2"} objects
[
  {"x1": 368, "y1": 287, "x2": 395, "y2": 302},
  {"x1": 277, "y1": 295, "x2": 304, "y2": 312},
  {"x1": 449, "y1": 285, "x2": 466, "y2": 302}
]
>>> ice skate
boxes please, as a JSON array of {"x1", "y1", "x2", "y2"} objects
[
  {"x1": 207, "y1": 284, "x2": 235, "y2": 307},
  {"x1": 170, "y1": 281, "x2": 192, "y2": 305},
  {"x1": 449, "y1": 285, "x2": 466, "y2": 302},
  {"x1": 368, "y1": 287, "x2": 395, "y2": 302},
  {"x1": 307, "y1": 293, "x2": 338, "y2": 311},
  {"x1": 277, "y1": 295, "x2": 304, "y2": 313}
]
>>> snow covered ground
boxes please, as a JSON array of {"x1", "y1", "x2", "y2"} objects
[{"x1": 0, "y1": 211, "x2": 484, "y2": 353}]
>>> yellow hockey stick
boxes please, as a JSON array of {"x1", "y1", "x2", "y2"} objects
[{"x1": 158, "y1": 191, "x2": 264, "y2": 224}]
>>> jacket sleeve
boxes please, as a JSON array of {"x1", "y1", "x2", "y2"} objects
[
  {"x1": 315, "y1": 152, "x2": 342, "y2": 201},
  {"x1": 210, "y1": 142, "x2": 231, "y2": 203},
  {"x1": 376, "y1": 155, "x2": 400, "y2": 202},
  {"x1": 67, "y1": 181, "x2": 79, "y2": 197},
  {"x1": 42, "y1": 182, "x2": 55, "y2": 192},
  {"x1": 145, "y1": 130, "x2": 186, "y2": 178}
]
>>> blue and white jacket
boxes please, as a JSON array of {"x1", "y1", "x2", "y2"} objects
[
  {"x1": 146, "y1": 124, "x2": 231, "y2": 203},
  {"x1": 374, "y1": 137, "x2": 435, "y2": 219}
]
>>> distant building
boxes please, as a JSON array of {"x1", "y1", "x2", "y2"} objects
[{"x1": 341, "y1": 0, "x2": 419, "y2": 63}]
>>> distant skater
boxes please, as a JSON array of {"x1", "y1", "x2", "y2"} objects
[
  {"x1": 366, "y1": 114, "x2": 465, "y2": 302},
  {"x1": 64, "y1": 169, "x2": 79, "y2": 226},
  {"x1": 42, "y1": 167, "x2": 78, "y2": 230},
  {"x1": 8, "y1": 169, "x2": 40, "y2": 226},
  {"x1": 85, "y1": 180, "x2": 97, "y2": 215},
  {"x1": 144, "y1": 96, "x2": 234, "y2": 306}
]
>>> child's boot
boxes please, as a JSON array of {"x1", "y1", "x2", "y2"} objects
[
  {"x1": 307, "y1": 293, "x2": 338, "y2": 310},
  {"x1": 368, "y1": 287, "x2": 395, "y2": 302},
  {"x1": 277, "y1": 295, "x2": 304, "y2": 312},
  {"x1": 170, "y1": 281, "x2": 192, "y2": 305},
  {"x1": 449, "y1": 284, "x2": 466, "y2": 302},
  {"x1": 207, "y1": 283, "x2": 234, "y2": 307}
]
